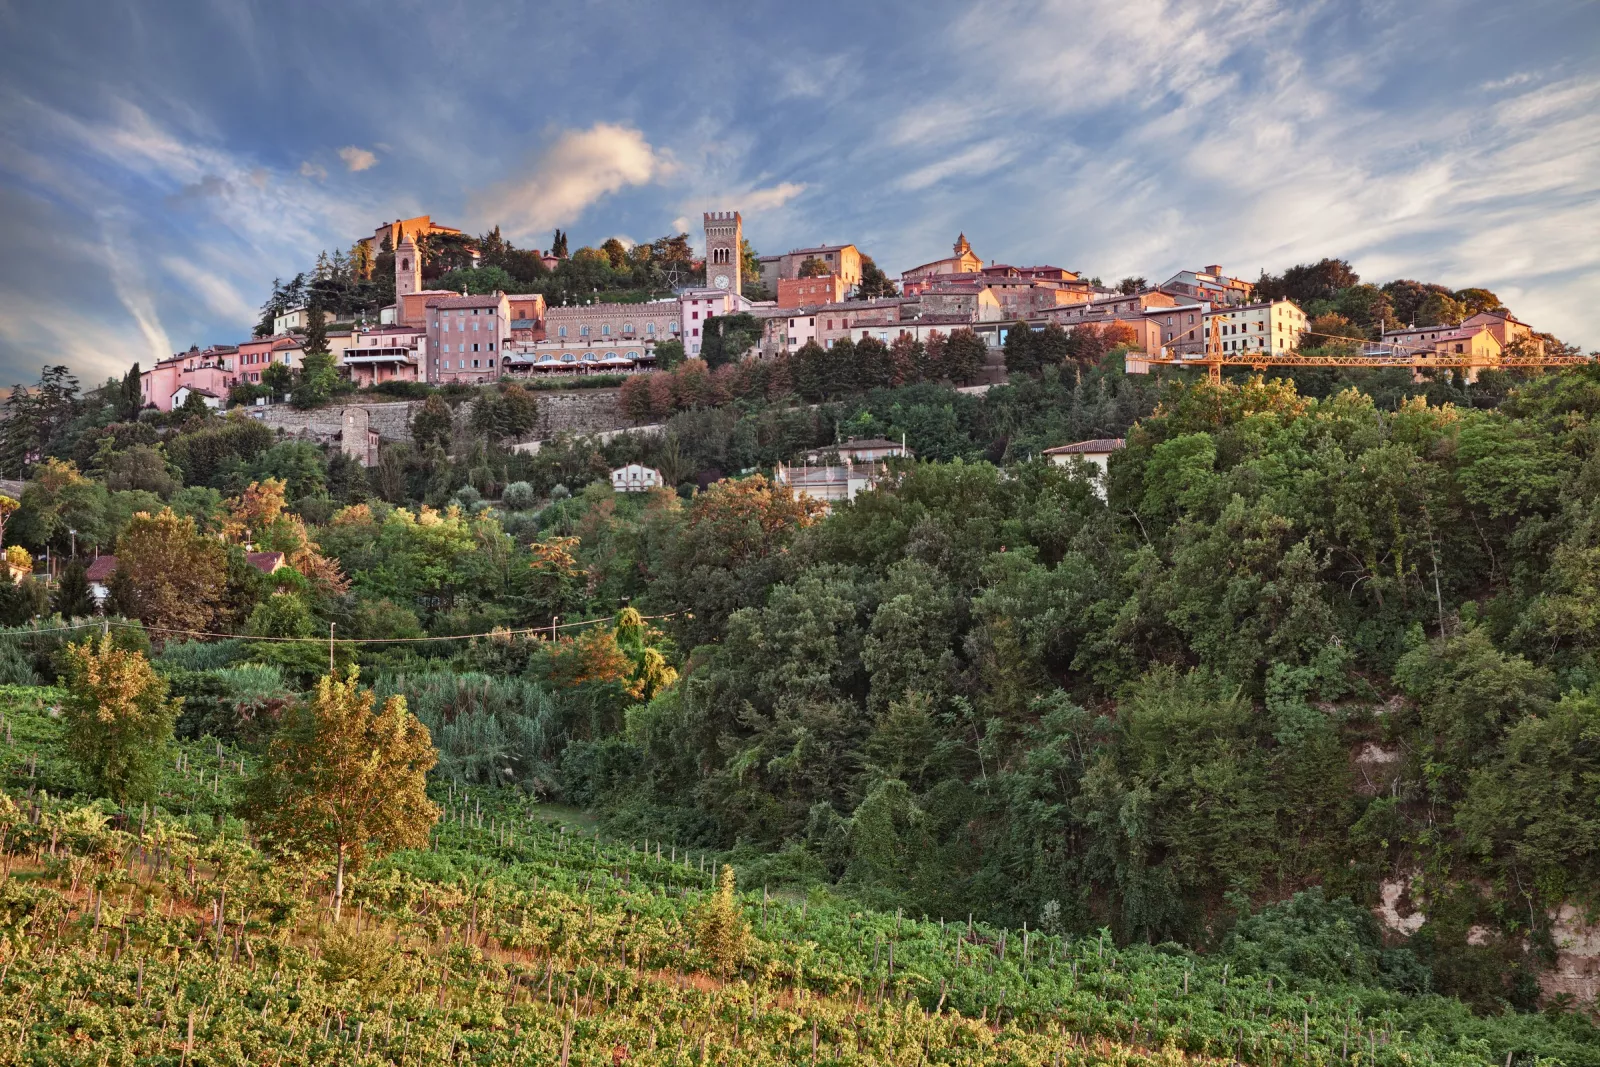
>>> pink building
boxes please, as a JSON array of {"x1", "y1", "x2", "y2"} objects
[
  {"x1": 139, "y1": 345, "x2": 240, "y2": 412},
  {"x1": 425, "y1": 292, "x2": 511, "y2": 382},
  {"x1": 342, "y1": 325, "x2": 425, "y2": 387},
  {"x1": 235, "y1": 334, "x2": 304, "y2": 384}
]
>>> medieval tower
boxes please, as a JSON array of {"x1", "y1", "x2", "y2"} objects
[
  {"x1": 396, "y1": 232, "x2": 421, "y2": 300},
  {"x1": 703, "y1": 211, "x2": 742, "y2": 294}
]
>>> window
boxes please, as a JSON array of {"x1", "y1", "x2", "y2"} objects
[
  {"x1": 601, "y1": 325, "x2": 610, "y2": 336},
  {"x1": 645, "y1": 323, "x2": 655, "y2": 334},
  {"x1": 473, "y1": 359, "x2": 480, "y2": 368},
  {"x1": 692, "y1": 311, "x2": 699, "y2": 320},
  {"x1": 580, "y1": 326, "x2": 591, "y2": 337},
  {"x1": 473, "y1": 344, "x2": 480, "y2": 353},
  {"x1": 488, "y1": 342, "x2": 494, "y2": 351},
  {"x1": 623, "y1": 323, "x2": 634, "y2": 333},
  {"x1": 558, "y1": 326, "x2": 568, "y2": 338},
  {"x1": 441, "y1": 321, "x2": 449, "y2": 331},
  {"x1": 809, "y1": 318, "x2": 815, "y2": 326},
  {"x1": 692, "y1": 328, "x2": 700, "y2": 337}
]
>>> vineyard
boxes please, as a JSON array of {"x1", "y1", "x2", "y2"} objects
[{"x1": 0, "y1": 687, "x2": 1592, "y2": 1066}]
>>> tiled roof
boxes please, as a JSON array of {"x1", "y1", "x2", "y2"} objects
[
  {"x1": 85, "y1": 556, "x2": 118, "y2": 582},
  {"x1": 1043, "y1": 438, "x2": 1125, "y2": 455},
  {"x1": 246, "y1": 551, "x2": 286, "y2": 574},
  {"x1": 428, "y1": 294, "x2": 506, "y2": 309}
]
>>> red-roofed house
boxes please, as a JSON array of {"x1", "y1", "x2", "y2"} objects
[{"x1": 85, "y1": 555, "x2": 117, "y2": 606}]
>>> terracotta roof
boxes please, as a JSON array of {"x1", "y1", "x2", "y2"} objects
[
  {"x1": 246, "y1": 551, "x2": 286, "y2": 574},
  {"x1": 270, "y1": 338, "x2": 303, "y2": 350},
  {"x1": 85, "y1": 556, "x2": 118, "y2": 582},
  {"x1": 1043, "y1": 438, "x2": 1125, "y2": 455},
  {"x1": 427, "y1": 294, "x2": 507, "y2": 309}
]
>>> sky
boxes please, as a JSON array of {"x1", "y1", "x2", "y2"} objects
[{"x1": 0, "y1": 0, "x2": 1597, "y2": 386}]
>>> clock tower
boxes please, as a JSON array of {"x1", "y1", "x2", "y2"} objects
[{"x1": 703, "y1": 210, "x2": 742, "y2": 294}]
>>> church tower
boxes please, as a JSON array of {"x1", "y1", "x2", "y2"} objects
[
  {"x1": 703, "y1": 211, "x2": 742, "y2": 294},
  {"x1": 396, "y1": 231, "x2": 421, "y2": 300}
]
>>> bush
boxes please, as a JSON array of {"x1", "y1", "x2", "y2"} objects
[
  {"x1": 1223, "y1": 888, "x2": 1430, "y2": 993},
  {"x1": 501, "y1": 481, "x2": 537, "y2": 511}
]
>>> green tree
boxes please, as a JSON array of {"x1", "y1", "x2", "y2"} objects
[
  {"x1": 1117, "y1": 276, "x2": 1148, "y2": 294},
  {"x1": 119, "y1": 363, "x2": 143, "y2": 420},
  {"x1": 797, "y1": 256, "x2": 829, "y2": 278},
  {"x1": 653, "y1": 338, "x2": 686, "y2": 371},
  {"x1": 52, "y1": 558, "x2": 95, "y2": 618},
  {"x1": 856, "y1": 255, "x2": 899, "y2": 299},
  {"x1": 61, "y1": 634, "x2": 179, "y2": 806},
  {"x1": 260, "y1": 360, "x2": 293, "y2": 394},
  {"x1": 1004, "y1": 320, "x2": 1040, "y2": 376},
  {"x1": 411, "y1": 394, "x2": 454, "y2": 452},
  {"x1": 550, "y1": 228, "x2": 568, "y2": 258},
  {"x1": 242, "y1": 668, "x2": 439, "y2": 919},
  {"x1": 941, "y1": 328, "x2": 987, "y2": 384}
]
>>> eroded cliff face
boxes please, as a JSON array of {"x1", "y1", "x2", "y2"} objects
[
  {"x1": 1545, "y1": 905, "x2": 1600, "y2": 1005},
  {"x1": 1374, "y1": 874, "x2": 1599, "y2": 1010}
]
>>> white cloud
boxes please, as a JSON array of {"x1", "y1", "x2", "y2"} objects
[
  {"x1": 99, "y1": 218, "x2": 173, "y2": 368},
  {"x1": 740, "y1": 181, "x2": 807, "y2": 212},
  {"x1": 473, "y1": 123, "x2": 671, "y2": 240},
  {"x1": 1481, "y1": 72, "x2": 1535, "y2": 91},
  {"x1": 338, "y1": 145, "x2": 378, "y2": 172},
  {"x1": 299, "y1": 160, "x2": 327, "y2": 180}
]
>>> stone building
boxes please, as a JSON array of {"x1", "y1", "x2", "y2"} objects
[
  {"x1": 777, "y1": 274, "x2": 847, "y2": 309},
  {"x1": 757, "y1": 244, "x2": 863, "y2": 293},
  {"x1": 900, "y1": 234, "x2": 984, "y2": 295},
  {"x1": 1158, "y1": 265, "x2": 1254, "y2": 306}
]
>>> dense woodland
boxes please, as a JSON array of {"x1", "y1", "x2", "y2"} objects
[{"x1": 0, "y1": 303, "x2": 1598, "y2": 1057}]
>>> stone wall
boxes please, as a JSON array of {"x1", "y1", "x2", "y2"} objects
[{"x1": 242, "y1": 388, "x2": 634, "y2": 446}]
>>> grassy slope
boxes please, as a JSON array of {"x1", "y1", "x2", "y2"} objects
[{"x1": 0, "y1": 686, "x2": 1594, "y2": 1066}]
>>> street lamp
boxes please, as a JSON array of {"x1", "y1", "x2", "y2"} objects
[{"x1": 67, "y1": 527, "x2": 76, "y2": 559}]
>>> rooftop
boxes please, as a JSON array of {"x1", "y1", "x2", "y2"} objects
[{"x1": 1043, "y1": 438, "x2": 1125, "y2": 455}]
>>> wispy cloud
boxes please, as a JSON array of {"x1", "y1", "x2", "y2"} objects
[
  {"x1": 338, "y1": 145, "x2": 377, "y2": 172},
  {"x1": 299, "y1": 160, "x2": 327, "y2": 180},
  {"x1": 473, "y1": 123, "x2": 672, "y2": 241}
]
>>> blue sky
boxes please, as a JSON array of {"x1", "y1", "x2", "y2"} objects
[{"x1": 1, "y1": 0, "x2": 1597, "y2": 386}]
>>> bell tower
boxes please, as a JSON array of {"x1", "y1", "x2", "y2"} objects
[
  {"x1": 703, "y1": 210, "x2": 742, "y2": 294},
  {"x1": 396, "y1": 231, "x2": 421, "y2": 300}
]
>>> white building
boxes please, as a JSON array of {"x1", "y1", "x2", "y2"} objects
[
  {"x1": 1202, "y1": 300, "x2": 1307, "y2": 356},
  {"x1": 611, "y1": 464, "x2": 665, "y2": 492},
  {"x1": 1042, "y1": 437, "x2": 1124, "y2": 499},
  {"x1": 802, "y1": 438, "x2": 912, "y2": 464},
  {"x1": 170, "y1": 385, "x2": 223, "y2": 410}
]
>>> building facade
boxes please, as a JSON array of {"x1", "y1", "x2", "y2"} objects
[
  {"x1": 900, "y1": 234, "x2": 983, "y2": 295},
  {"x1": 342, "y1": 325, "x2": 425, "y2": 387},
  {"x1": 1158, "y1": 265, "x2": 1255, "y2": 306},
  {"x1": 425, "y1": 292, "x2": 511, "y2": 382},
  {"x1": 758, "y1": 244, "x2": 863, "y2": 293},
  {"x1": 139, "y1": 345, "x2": 240, "y2": 412},
  {"x1": 777, "y1": 274, "x2": 847, "y2": 309},
  {"x1": 1202, "y1": 300, "x2": 1308, "y2": 356}
]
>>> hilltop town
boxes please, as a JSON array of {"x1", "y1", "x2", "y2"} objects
[{"x1": 138, "y1": 209, "x2": 1563, "y2": 415}]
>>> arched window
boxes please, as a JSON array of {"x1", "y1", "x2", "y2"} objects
[
  {"x1": 645, "y1": 322, "x2": 655, "y2": 334},
  {"x1": 671, "y1": 321, "x2": 680, "y2": 333},
  {"x1": 580, "y1": 326, "x2": 591, "y2": 337},
  {"x1": 623, "y1": 322, "x2": 634, "y2": 334},
  {"x1": 627, "y1": 351, "x2": 638, "y2": 360},
  {"x1": 558, "y1": 326, "x2": 568, "y2": 338},
  {"x1": 401, "y1": 258, "x2": 409, "y2": 271},
  {"x1": 601, "y1": 325, "x2": 610, "y2": 336}
]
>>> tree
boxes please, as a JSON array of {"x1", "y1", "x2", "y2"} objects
[
  {"x1": 242, "y1": 668, "x2": 439, "y2": 919},
  {"x1": 701, "y1": 314, "x2": 762, "y2": 370},
  {"x1": 797, "y1": 256, "x2": 829, "y2": 278},
  {"x1": 411, "y1": 395, "x2": 454, "y2": 452},
  {"x1": 1004, "y1": 320, "x2": 1040, "y2": 376},
  {"x1": 61, "y1": 635, "x2": 179, "y2": 806},
  {"x1": 942, "y1": 328, "x2": 987, "y2": 384},
  {"x1": 52, "y1": 559, "x2": 95, "y2": 618},
  {"x1": 1036, "y1": 320, "x2": 1072, "y2": 367},
  {"x1": 550, "y1": 229, "x2": 569, "y2": 258},
  {"x1": 856, "y1": 255, "x2": 899, "y2": 299},
  {"x1": 119, "y1": 363, "x2": 143, "y2": 420},
  {"x1": 292, "y1": 351, "x2": 340, "y2": 410},
  {"x1": 1256, "y1": 258, "x2": 1359, "y2": 306},
  {"x1": 1117, "y1": 276, "x2": 1148, "y2": 295},
  {"x1": 654, "y1": 338, "x2": 686, "y2": 371},
  {"x1": 695, "y1": 865, "x2": 749, "y2": 976},
  {"x1": 111, "y1": 508, "x2": 227, "y2": 633},
  {"x1": 0, "y1": 495, "x2": 16, "y2": 549},
  {"x1": 260, "y1": 360, "x2": 293, "y2": 394},
  {"x1": 1454, "y1": 287, "x2": 1505, "y2": 318},
  {"x1": 600, "y1": 237, "x2": 629, "y2": 270}
]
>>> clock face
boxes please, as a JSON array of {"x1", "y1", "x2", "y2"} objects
[{"x1": 713, "y1": 273, "x2": 730, "y2": 290}]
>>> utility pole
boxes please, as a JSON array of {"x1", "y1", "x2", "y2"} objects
[{"x1": 328, "y1": 622, "x2": 335, "y2": 673}]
